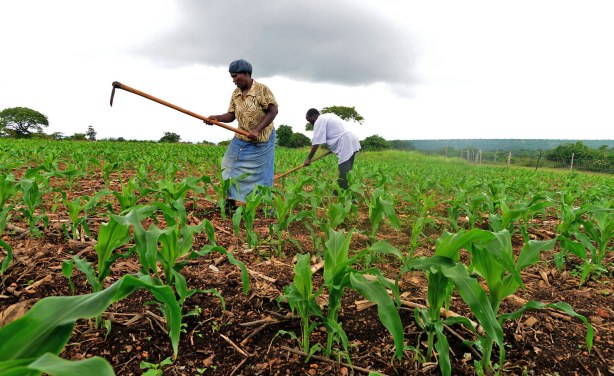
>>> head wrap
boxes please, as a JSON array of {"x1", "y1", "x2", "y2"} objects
[{"x1": 228, "y1": 59, "x2": 252, "y2": 74}]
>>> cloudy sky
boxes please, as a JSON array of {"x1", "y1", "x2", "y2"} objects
[{"x1": 1, "y1": 0, "x2": 613, "y2": 143}]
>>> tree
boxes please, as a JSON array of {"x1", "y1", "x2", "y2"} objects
[
  {"x1": 70, "y1": 133, "x2": 87, "y2": 141},
  {"x1": 86, "y1": 125, "x2": 97, "y2": 141},
  {"x1": 276, "y1": 125, "x2": 294, "y2": 147},
  {"x1": 361, "y1": 135, "x2": 392, "y2": 151},
  {"x1": 546, "y1": 141, "x2": 591, "y2": 163},
  {"x1": 322, "y1": 106, "x2": 364, "y2": 124},
  {"x1": 305, "y1": 105, "x2": 364, "y2": 131},
  {"x1": 390, "y1": 140, "x2": 416, "y2": 151},
  {"x1": 50, "y1": 132, "x2": 65, "y2": 140},
  {"x1": 288, "y1": 132, "x2": 311, "y2": 148},
  {"x1": 0, "y1": 107, "x2": 49, "y2": 137},
  {"x1": 159, "y1": 132, "x2": 181, "y2": 143}
]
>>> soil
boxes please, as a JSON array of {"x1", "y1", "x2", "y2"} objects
[{"x1": 1, "y1": 176, "x2": 612, "y2": 376}]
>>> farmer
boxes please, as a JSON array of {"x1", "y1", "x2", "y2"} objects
[
  {"x1": 206, "y1": 59, "x2": 278, "y2": 209},
  {"x1": 304, "y1": 108, "x2": 361, "y2": 191}
]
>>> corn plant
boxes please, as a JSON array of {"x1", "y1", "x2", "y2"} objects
[
  {"x1": 111, "y1": 177, "x2": 142, "y2": 212},
  {"x1": 262, "y1": 178, "x2": 310, "y2": 255},
  {"x1": 62, "y1": 189, "x2": 110, "y2": 240},
  {"x1": 112, "y1": 202, "x2": 193, "y2": 285},
  {"x1": 470, "y1": 229, "x2": 593, "y2": 373},
  {"x1": 0, "y1": 274, "x2": 182, "y2": 375},
  {"x1": 115, "y1": 200, "x2": 249, "y2": 302},
  {"x1": 581, "y1": 206, "x2": 614, "y2": 276},
  {"x1": 366, "y1": 188, "x2": 401, "y2": 267},
  {"x1": 334, "y1": 171, "x2": 363, "y2": 219},
  {"x1": 401, "y1": 228, "x2": 594, "y2": 375},
  {"x1": 368, "y1": 186, "x2": 400, "y2": 243},
  {"x1": 321, "y1": 228, "x2": 404, "y2": 361},
  {"x1": 17, "y1": 169, "x2": 49, "y2": 237},
  {"x1": 279, "y1": 253, "x2": 323, "y2": 356},
  {"x1": 323, "y1": 199, "x2": 353, "y2": 232},
  {"x1": 558, "y1": 205, "x2": 614, "y2": 284},
  {"x1": 241, "y1": 190, "x2": 263, "y2": 248},
  {"x1": 203, "y1": 169, "x2": 242, "y2": 219},
  {"x1": 0, "y1": 237, "x2": 11, "y2": 275},
  {"x1": 145, "y1": 175, "x2": 205, "y2": 203},
  {"x1": 0, "y1": 172, "x2": 17, "y2": 209},
  {"x1": 408, "y1": 192, "x2": 437, "y2": 256},
  {"x1": 400, "y1": 229, "x2": 503, "y2": 375},
  {"x1": 468, "y1": 230, "x2": 547, "y2": 373},
  {"x1": 488, "y1": 194, "x2": 552, "y2": 241},
  {"x1": 0, "y1": 173, "x2": 17, "y2": 254},
  {"x1": 97, "y1": 160, "x2": 120, "y2": 187},
  {"x1": 65, "y1": 206, "x2": 146, "y2": 293}
]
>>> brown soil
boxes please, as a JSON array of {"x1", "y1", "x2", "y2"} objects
[{"x1": 1, "y1": 183, "x2": 612, "y2": 376}]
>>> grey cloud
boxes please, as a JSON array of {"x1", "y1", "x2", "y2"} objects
[{"x1": 136, "y1": 0, "x2": 416, "y2": 86}]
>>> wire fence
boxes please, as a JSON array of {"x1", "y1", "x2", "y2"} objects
[{"x1": 429, "y1": 149, "x2": 614, "y2": 174}]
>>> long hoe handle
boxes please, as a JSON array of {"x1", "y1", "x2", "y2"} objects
[
  {"x1": 110, "y1": 81, "x2": 250, "y2": 137},
  {"x1": 274, "y1": 150, "x2": 333, "y2": 180}
]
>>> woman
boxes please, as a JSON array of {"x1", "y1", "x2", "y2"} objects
[{"x1": 207, "y1": 59, "x2": 278, "y2": 208}]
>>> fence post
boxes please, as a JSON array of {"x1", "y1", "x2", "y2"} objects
[{"x1": 570, "y1": 153, "x2": 575, "y2": 171}]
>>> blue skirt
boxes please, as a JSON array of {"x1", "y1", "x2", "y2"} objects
[{"x1": 221, "y1": 127, "x2": 276, "y2": 202}]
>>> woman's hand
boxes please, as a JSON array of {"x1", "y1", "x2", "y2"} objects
[
  {"x1": 204, "y1": 115, "x2": 218, "y2": 125},
  {"x1": 247, "y1": 129, "x2": 260, "y2": 141}
]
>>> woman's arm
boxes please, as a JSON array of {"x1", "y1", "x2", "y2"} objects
[
  {"x1": 205, "y1": 112, "x2": 236, "y2": 124},
  {"x1": 248, "y1": 104, "x2": 278, "y2": 140}
]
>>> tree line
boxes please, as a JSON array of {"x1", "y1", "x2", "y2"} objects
[
  {"x1": 2, "y1": 106, "x2": 612, "y2": 173},
  {"x1": 0, "y1": 105, "x2": 406, "y2": 151}
]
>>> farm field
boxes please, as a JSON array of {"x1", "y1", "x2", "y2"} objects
[{"x1": 0, "y1": 139, "x2": 612, "y2": 375}]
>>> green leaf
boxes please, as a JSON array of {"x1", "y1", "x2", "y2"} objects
[
  {"x1": 442, "y1": 262, "x2": 504, "y2": 353},
  {"x1": 435, "y1": 229, "x2": 494, "y2": 259},
  {"x1": 0, "y1": 274, "x2": 181, "y2": 361},
  {"x1": 350, "y1": 274, "x2": 404, "y2": 359},
  {"x1": 0, "y1": 238, "x2": 13, "y2": 275},
  {"x1": 27, "y1": 353, "x2": 115, "y2": 376},
  {"x1": 499, "y1": 301, "x2": 593, "y2": 352},
  {"x1": 433, "y1": 321, "x2": 451, "y2": 376},
  {"x1": 516, "y1": 239, "x2": 556, "y2": 271}
]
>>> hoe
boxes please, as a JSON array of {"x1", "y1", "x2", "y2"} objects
[{"x1": 109, "y1": 81, "x2": 249, "y2": 137}]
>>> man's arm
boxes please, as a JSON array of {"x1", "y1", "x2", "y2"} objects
[{"x1": 304, "y1": 144, "x2": 320, "y2": 166}]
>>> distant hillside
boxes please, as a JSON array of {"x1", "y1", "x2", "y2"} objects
[{"x1": 407, "y1": 139, "x2": 614, "y2": 151}]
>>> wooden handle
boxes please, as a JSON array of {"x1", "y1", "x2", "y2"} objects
[
  {"x1": 111, "y1": 81, "x2": 250, "y2": 137},
  {"x1": 274, "y1": 150, "x2": 333, "y2": 180}
]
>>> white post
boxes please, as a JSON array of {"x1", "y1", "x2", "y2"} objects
[{"x1": 570, "y1": 153, "x2": 575, "y2": 170}]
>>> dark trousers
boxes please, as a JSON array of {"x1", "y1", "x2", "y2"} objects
[{"x1": 337, "y1": 152, "x2": 356, "y2": 190}]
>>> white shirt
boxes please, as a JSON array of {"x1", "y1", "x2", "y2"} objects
[{"x1": 312, "y1": 113, "x2": 361, "y2": 164}]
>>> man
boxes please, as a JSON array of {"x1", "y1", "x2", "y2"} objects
[{"x1": 304, "y1": 108, "x2": 361, "y2": 191}]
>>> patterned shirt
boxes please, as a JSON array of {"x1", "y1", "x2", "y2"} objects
[{"x1": 228, "y1": 80, "x2": 278, "y2": 142}]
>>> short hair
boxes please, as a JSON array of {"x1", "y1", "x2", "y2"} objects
[
  {"x1": 228, "y1": 59, "x2": 252, "y2": 74},
  {"x1": 306, "y1": 108, "x2": 320, "y2": 117}
]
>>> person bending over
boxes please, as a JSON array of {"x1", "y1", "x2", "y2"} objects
[{"x1": 304, "y1": 108, "x2": 360, "y2": 191}]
